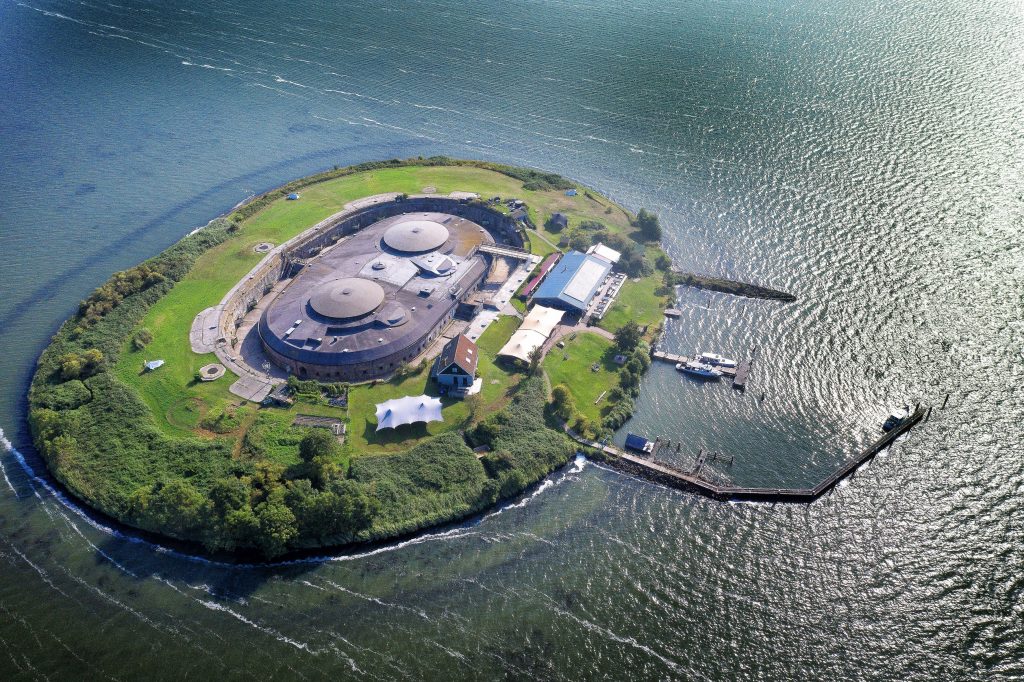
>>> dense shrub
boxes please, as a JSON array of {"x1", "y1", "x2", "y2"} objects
[
  {"x1": 350, "y1": 431, "x2": 487, "y2": 539},
  {"x1": 633, "y1": 208, "x2": 662, "y2": 241}
]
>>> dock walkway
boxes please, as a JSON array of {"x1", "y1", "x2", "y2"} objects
[{"x1": 569, "y1": 406, "x2": 925, "y2": 503}]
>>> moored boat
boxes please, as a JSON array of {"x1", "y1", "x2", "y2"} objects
[
  {"x1": 882, "y1": 408, "x2": 908, "y2": 432},
  {"x1": 624, "y1": 433, "x2": 655, "y2": 453},
  {"x1": 697, "y1": 351, "x2": 737, "y2": 368},
  {"x1": 676, "y1": 361, "x2": 723, "y2": 379}
]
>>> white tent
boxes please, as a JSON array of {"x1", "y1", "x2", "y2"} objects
[
  {"x1": 498, "y1": 305, "x2": 564, "y2": 363},
  {"x1": 517, "y1": 304, "x2": 564, "y2": 336},
  {"x1": 497, "y1": 329, "x2": 547, "y2": 363},
  {"x1": 375, "y1": 395, "x2": 443, "y2": 431}
]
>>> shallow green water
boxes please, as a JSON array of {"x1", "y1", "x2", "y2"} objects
[{"x1": 1, "y1": 0, "x2": 1022, "y2": 678}]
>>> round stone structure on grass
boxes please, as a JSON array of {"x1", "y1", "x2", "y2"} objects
[{"x1": 198, "y1": 363, "x2": 226, "y2": 381}]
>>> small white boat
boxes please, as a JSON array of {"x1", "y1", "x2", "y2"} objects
[
  {"x1": 676, "y1": 361, "x2": 723, "y2": 379},
  {"x1": 698, "y1": 351, "x2": 737, "y2": 368},
  {"x1": 882, "y1": 409, "x2": 908, "y2": 432}
]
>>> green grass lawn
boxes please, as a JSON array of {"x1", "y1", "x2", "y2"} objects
[
  {"x1": 527, "y1": 185, "x2": 636, "y2": 248},
  {"x1": 598, "y1": 275, "x2": 671, "y2": 334},
  {"x1": 110, "y1": 163, "x2": 641, "y2": 455},
  {"x1": 542, "y1": 332, "x2": 620, "y2": 423},
  {"x1": 523, "y1": 229, "x2": 559, "y2": 258}
]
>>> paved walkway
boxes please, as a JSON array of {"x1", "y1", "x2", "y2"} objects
[{"x1": 190, "y1": 306, "x2": 221, "y2": 354}]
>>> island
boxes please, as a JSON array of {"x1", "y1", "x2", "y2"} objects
[{"x1": 28, "y1": 157, "x2": 676, "y2": 558}]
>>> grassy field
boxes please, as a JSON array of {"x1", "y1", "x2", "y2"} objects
[
  {"x1": 542, "y1": 332, "x2": 620, "y2": 423},
  {"x1": 526, "y1": 187, "x2": 636, "y2": 248},
  {"x1": 598, "y1": 276, "x2": 671, "y2": 334}
]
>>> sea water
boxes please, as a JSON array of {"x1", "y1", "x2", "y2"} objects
[{"x1": 1, "y1": 0, "x2": 1022, "y2": 678}]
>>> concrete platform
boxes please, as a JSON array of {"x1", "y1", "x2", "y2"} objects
[{"x1": 190, "y1": 306, "x2": 222, "y2": 354}]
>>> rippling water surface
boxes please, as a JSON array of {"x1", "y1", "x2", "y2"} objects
[{"x1": 1, "y1": 0, "x2": 1022, "y2": 678}]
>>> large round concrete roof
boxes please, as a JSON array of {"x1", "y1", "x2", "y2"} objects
[
  {"x1": 308, "y1": 277, "x2": 385, "y2": 320},
  {"x1": 382, "y1": 219, "x2": 449, "y2": 253}
]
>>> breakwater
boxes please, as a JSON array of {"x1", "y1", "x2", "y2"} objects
[{"x1": 671, "y1": 271, "x2": 796, "y2": 302}]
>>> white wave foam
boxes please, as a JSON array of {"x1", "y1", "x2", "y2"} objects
[
  {"x1": 198, "y1": 600, "x2": 313, "y2": 651},
  {"x1": 273, "y1": 75, "x2": 311, "y2": 88},
  {"x1": 0, "y1": 429, "x2": 16, "y2": 493},
  {"x1": 315, "y1": 579, "x2": 430, "y2": 620},
  {"x1": 181, "y1": 60, "x2": 233, "y2": 72}
]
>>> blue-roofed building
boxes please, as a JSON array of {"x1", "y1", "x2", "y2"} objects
[{"x1": 532, "y1": 250, "x2": 612, "y2": 313}]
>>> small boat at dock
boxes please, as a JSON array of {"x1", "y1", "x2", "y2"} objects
[
  {"x1": 625, "y1": 433, "x2": 655, "y2": 453},
  {"x1": 676, "y1": 361, "x2": 723, "y2": 379},
  {"x1": 882, "y1": 408, "x2": 909, "y2": 432},
  {"x1": 697, "y1": 351, "x2": 737, "y2": 368}
]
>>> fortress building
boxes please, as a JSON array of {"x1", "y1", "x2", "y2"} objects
[{"x1": 257, "y1": 207, "x2": 497, "y2": 381}]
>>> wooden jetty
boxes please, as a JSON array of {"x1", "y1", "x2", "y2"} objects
[
  {"x1": 571, "y1": 406, "x2": 926, "y2": 503},
  {"x1": 731, "y1": 360, "x2": 751, "y2": 390}
]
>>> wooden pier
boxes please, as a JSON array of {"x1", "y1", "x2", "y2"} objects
[{"x1": 572, "y1": 406, "x2": 926, "y2": 503}]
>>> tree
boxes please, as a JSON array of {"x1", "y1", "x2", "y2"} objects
[
  {"x1": 254, "y1": 493, "x2": 298, "y2": 558},
  {"x1": 619, "y1": 247, "x2": 649, "y2": 277},
  {"x1": 309, "y1": 453, "x2": 340, "y2": 489},
  {"x1": 614, "y1": 320, "x2": 643, "y2": 352},
  {"x1": 566, "y1": 229, "x2": 591, "y2": 252},
  {"x1": 57, "y1": 349, "x2": 104, "y2": 381},
  {"x1": 619, "y1": 368, "x2": 639, "y2": 391},
  {"x1": 550, "y1": 384, "x2": 576, "y2": 422},
  {"x1": 133, "y1": 328, "x2": 153, "y2": 350},
  {"x1": 572, "y1": 415, "x2": 592, "y2": 438},
  {"x1": 59, "y1": 354, "x2": 83, "y2": 381},
  {"x1": 132, "y1": 479, "x2": 207, "y2": 538},
  {"x1": 204, "y1": 477, "x2": 258, "y2": 552},
  {"x1": 528, "y1": 346, "x2": 544, "y2": 376},
  {"x1": 634, "y1": 208, "x2": 662, "y2": 241},
  {"x1": 465, "y1": 393, "x2": 484, "y2": 423},
  {"x1": 299, "y1": 429, "x2": 337, "y2": 464}
]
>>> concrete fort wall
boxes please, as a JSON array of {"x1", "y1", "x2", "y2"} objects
[
  {"x1": 220, "y1": 253, "x2": 287, "y2": 337},
  {"x1": 260, "y1": 304, "x2": 460, "y2": 382},
  {"x1": 218, "y1": 195, "x2": 513, "y2": 382}
]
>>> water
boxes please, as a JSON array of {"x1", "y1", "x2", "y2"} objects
[{"x1": 1, "y1": 0, "x2": 1022, "y2": 678}]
